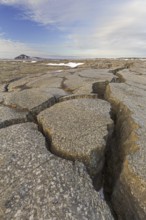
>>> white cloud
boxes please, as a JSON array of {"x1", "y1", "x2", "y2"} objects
[
  {"x1": 0, "y1": 0, "x2": 146, "y2": 57},
  {"x1": 0, "y1": 0, "x2": 97, "y2": 29},
  {"x1": 0, "y1": 35, "x2": 47, "y2": 58},
  {"x1": 64, "y1": 0, "x2": 146, "y2": 57}
]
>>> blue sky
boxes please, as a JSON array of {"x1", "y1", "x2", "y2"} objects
[{"x1": 0, "y1": 0, "x2": 146, "y2": 58}]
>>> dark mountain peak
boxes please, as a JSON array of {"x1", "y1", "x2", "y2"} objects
[{"x1": 15, "y1": 54, "x2": 31, "y2": 60}]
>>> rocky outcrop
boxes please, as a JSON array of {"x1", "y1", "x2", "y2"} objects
[
  {"x1": 0, "y1": 59, "x2": 146, "y2": 219},
  {"x1": 37, "y1": 98, "x2": 113, "y2": 179},
  {"x1": 0, "y1": 123, "x2": 113, "y2": 220},
  {"x1": 92, "y1": 66, "x2": 146, "y2": 219},
  {"x1": 4, "y1": 88, "x2": 56, "y2": 115},
  {"x1": 0, "y1": 106, "x2": 28, "y2": 128},
  {"x1": 104, "y1": 83, "x2": 146, "y2": 220}
]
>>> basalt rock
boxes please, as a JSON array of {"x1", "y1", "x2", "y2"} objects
[
  {"x1": 0, "y1": 59, "x2": 146, "y2": 219},
  {"x1": 0, "y1": 123, "x2": 113, "y2": 220},
  {"x1": 4, "y1": 88, "x2": 56, "y2": 115},
  {"x1": 37, "y1": 98, "x2": 113, "y2": 179},
  {"x1": 104, "y1": 83, "x2": 146, "y2": 220}
]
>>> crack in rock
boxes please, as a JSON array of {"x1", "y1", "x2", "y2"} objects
[
  {"x1": 93, "y1": 78, "x2": 146, "y2": 219},
  {"x1": 2, "y1": 62, "x2": 145, "y2": 219},
  {"x1": 37, "y1": 98, "x2": 113, "y2": 189},
  {"x1": 0, "y1": 122, "x2": 114, "y2": 220}
]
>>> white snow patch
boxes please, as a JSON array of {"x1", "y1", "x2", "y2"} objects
[
  {"x1": 47, "y1": 62, "x2": 84, "y2": 68},
  {"x1": 31, "y1": 61, "x2": 37, "y2": 63}
]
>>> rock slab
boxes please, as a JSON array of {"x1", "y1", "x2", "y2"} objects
[
  {"x1": 0, "y1": 123, "x2": 113, "y2": 220},
  {"x1": 38, "y1": 98, "x2": 113, "y2": 177}
]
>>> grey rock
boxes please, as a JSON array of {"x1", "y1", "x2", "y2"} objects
[
  {"x1": 63, "y1": 70, "x2": 112, "y2": 95},
  {"x1": 0, "y1": 123, "x2": 113, "y2": 220},
  {"x1": 105, "y1": 82, "x2": 146, "y2": 219},
  {"x1": 118, "y1": 69, "x2": 146, "y2": 90},
  {"x1": 8, "y1": 73, "x2": 63, "y2": 92},
  {"x1": 27, "y1": 75, "x2": 62, "y2": 89},
  {"x1": 7, "y1": 75, "x2": 41, "y2": 92},
  {"x1": 78, "y1": 69, "x2": 114, "y2": 81},
  {"x1": 0, "y1": 92, "x2": 6, "y2": 103},
  {"x1": 0, "y1": 84, "x2": 6, "y2": 92},
  {"x1": 0, "y1": 123, "x2": 49, "y2": 192},
  {"x1": 129, "y1": 61, "x2": 146, "y2": 75},
  {"x1": 37, "y1": 98, "x2": 113, "y2": 177},
  {"x1": 63, "y1": 75, "x2": 85, "y2": 92},
  {"x1": 39, "y1": 87, "x2": 68, "y2": 99},
  {"x1": 63, "y1": 75, "x2": 99, "y2": 95},
  {"x1": 73, "y1": 83, "x2": 94, "y2": 95},
  {"x1": 0, "y1": 106, "x2": 28, "y2": 128},
  {"x1": 4, "y1": 88, "x2": 56, "y2": 115}
]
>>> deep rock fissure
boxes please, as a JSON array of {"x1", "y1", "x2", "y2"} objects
[
  {"x1": 92, "y1": 75, "x2": 144, "y2": 219},
  {"x1": 109, "y1": 67, "x2": 127, "y2": 83},
  {"x1": 0, "y1": 96, "x2": 58, "y2": 129},
  {"x1": 103, "y1": 106, "x2": 119, "y2": 220},
  {"x1": 4, "y1": 83, "x2": 9, "y2": 92},
  {"x1": 0, "y1": 75, "x2": 124, "y2": 219},
  {"x1": 36, "y1": 95, "x2": 116, "y2": 219},
  {"x1": 3, "y1": 77, "x2": 23, "y2": 92},
  {"x1": 0, "y1": 118, "x2": 28, "y2": 129},
  {"x1": 92, "y1": 81, "x2": 118, "y2": 219}
]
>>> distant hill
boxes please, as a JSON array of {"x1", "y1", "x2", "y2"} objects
[
  {"x1": 15, "y1": 54, "x2": 31, "y2": 60},
  {"x1": 14, "y1": 54, "x2": 46, "y2": 61}
]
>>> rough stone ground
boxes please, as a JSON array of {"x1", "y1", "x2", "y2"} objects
[
  {"x1": 38, "y1": 98, "x2": 113, "y2": 178},
  {"x1": 0, "y1": 123, "x2": 113, "y2": 220},
  {"x1": 104, "y1": 65, "x2": 146, "y2": 220},
  {"x1": 0, "y1": 59, "x2": 146, "y2": 219}
]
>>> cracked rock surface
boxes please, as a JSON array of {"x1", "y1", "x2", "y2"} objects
[
  {"x1": 38, "y1": 98, "x2": 113, "y2": 178},
  {"x1": 102, "y1": 62, "x2": 146, "y2": 220},
  {"x1": 1, "y1": 58, "x2": 146, "y2": 220},
  {"x1": 0, "y1": 106, "x2": 28, "y2": 128},
  {"x1": 4, "y1": 88, "x2": 56, "y2": 114},
  {"x1": 0, "y1": 123, "x2": 113, "y2": 220}
]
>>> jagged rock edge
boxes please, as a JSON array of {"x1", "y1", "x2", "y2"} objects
[{"x1": 92, "y1": 79, "x2": 146, "y2": 219}]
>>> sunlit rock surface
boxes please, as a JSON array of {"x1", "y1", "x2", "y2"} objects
[{"x1": 0, "y1": 58, "x2": 146, "y2": 219}]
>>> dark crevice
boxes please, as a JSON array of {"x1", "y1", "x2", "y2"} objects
[
  {"x1": 8, "y1": 77, "x2": 23, "y2": 83},
  {"x1": 103, "y1": 108, "x2": 119, "y2": 220},
  {"x1": 12, "y1": 83, "x2": 31, "y2": 91},
  {"x1": 0, "y1": 118, "x2": 28, "y2": 129},
  {"x1": 3, "y1": 77, "x2": 23, "y2": 92},
  {"x1": 37, "y1": 115, "x2": 112, "y2": 196},
  {"x1": 4, "y1": 83, "x2": 9, "y2": 92},
  {"x1": 109, "y1": 66, "x2": 128, "y2": 75},
  {"x1": 91, "y1": 80, "x2": 120, "y2": 219},
  {"x1": 0, "y1": 72, "x2": 132, "y2": 219},
  {"x1": 58, "y1": 93, "x2": 98, "y2": 102},
  {"x1": 36, "y1": 92, "x2": 116, "y2": 219},
  {"x1": 37, "y1": 121, "x2": 76, "y2": 166},
  {"x1": 92, "y1": 81, "x2": 109, "y2": 99},
  {"x1": 60, "y1": 77, "x2": 73, "y2": 94},
  {"x1": 109, "y1": 67, "x2": 128, "y2": 83},
  {"x1": 37, "y1": 121, "x2": 52, "y2": 152},
  {"x1": 92, "y1": 77, "x2": 145, "y2": 219},
  {"x1": 0, "y1": 97, "x2": 57, "y2": 129},
  {"x1": 1, "y1": 80, "x2": 116, "y2": 218}
]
